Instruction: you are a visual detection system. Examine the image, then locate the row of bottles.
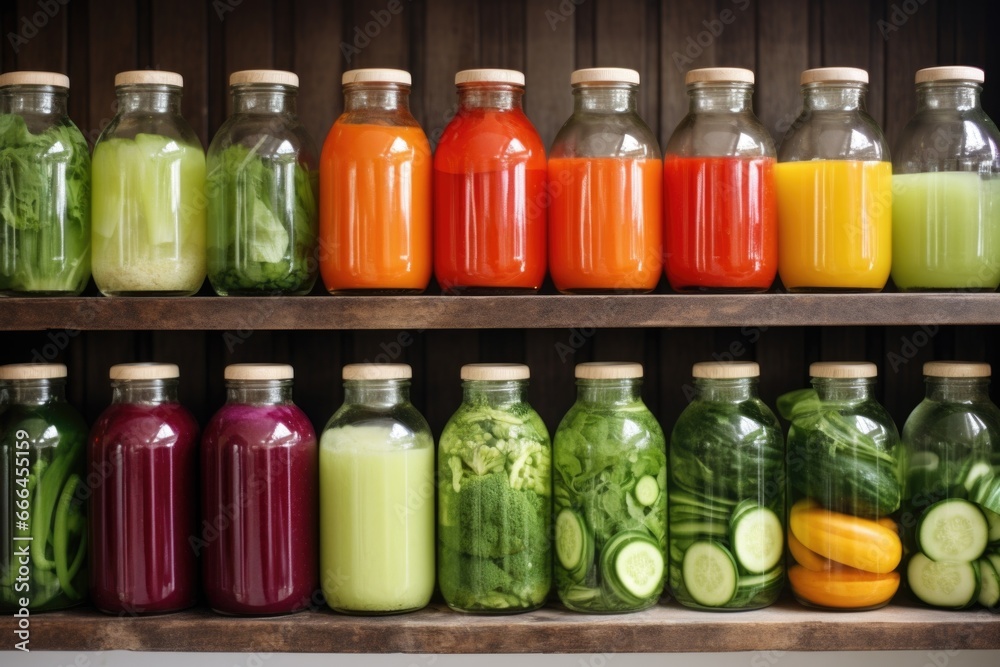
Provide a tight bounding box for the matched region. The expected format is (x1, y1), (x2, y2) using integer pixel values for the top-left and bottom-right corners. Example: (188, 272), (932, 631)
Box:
(2, 359), (998, 615)
(1, 65), (998, 296)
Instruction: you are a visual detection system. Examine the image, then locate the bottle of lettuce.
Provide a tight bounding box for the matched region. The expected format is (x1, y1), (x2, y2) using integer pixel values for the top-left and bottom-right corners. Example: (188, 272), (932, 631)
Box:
(206, 70), (318, 296)
(438, 363), (551, 613)
(0, 72), (91, 295)
(553, 362), (667, 613)
(91, 71), (206, 296)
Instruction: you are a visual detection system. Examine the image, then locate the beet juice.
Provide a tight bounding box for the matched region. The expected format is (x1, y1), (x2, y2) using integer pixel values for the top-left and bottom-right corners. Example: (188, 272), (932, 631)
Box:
(200, 363), (318, 615)
(89, 363), (199, 614)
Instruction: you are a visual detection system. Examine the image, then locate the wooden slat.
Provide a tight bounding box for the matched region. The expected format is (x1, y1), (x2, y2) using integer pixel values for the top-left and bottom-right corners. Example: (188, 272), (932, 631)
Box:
(524, 328), (580, 432)
(420, 0), (477, 146)
(881, 325), (935, 424)
(151, 0), (210, 146)
(421, 329), (480, 434)
(87, 0), (138, 146)
(151, 331), (211, 424)
(293, 0), (345, 152)
(524, 0), (574, 148)
(2, 600), (997, 653)
(347, 0), (411, 71)
(12, 0), (67, 72)
(821, 0), (885, 127)
(882, 0), (938, 150)
(223, 0), (274, 120)
(595, 0), (657, 134)
(756, 0), (809, 141)
(660, 0), (716, 142)
(479, 0), (525, 71)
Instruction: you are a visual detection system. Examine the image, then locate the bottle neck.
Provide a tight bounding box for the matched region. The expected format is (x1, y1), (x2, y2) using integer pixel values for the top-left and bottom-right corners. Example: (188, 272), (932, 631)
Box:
(812, 377), (875, 402)
(343, 379), (411, 407)
(116, 85), (183, 115)
(344, 85), (411, 113)
(458, 85), (522, 112)
(226, 380), (293, 406)
(693, 378), (756, 402)
(689, 84), (754, 114)
(462, 380), (527, 408)
(1, 87), (68, 117)
(232, 84), (298, 115)
(112, 379), (178, 405)
(573, 85), (637, 114)
(925, 377), (991, 403)
(576, 379), (642, 406)
(916, 82), (981, 112)
(8, 379), (65, 405)
(803, 83), (867, 112)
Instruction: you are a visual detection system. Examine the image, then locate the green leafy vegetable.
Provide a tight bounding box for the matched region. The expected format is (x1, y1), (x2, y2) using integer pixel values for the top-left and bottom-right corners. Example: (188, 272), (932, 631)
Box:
(438, 396), (551, 612)
(206, 140), (318, 295)
(0, 113), (91, 293)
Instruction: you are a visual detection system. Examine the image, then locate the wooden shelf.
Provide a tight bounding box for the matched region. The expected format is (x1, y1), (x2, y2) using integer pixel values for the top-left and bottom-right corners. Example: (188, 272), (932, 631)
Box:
(1, 293), (999, 331)
(2, 600), (997, 653)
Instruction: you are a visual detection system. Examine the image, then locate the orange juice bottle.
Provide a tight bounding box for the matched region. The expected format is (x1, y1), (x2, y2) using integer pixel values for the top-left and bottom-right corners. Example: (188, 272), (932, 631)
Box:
(548, 68), (662, 294)
(320, 69), (431, 294)
(776, 68), (892, 292)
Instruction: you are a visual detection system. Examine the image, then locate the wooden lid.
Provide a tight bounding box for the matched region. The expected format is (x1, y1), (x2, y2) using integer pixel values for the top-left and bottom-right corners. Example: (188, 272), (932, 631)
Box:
(455, 69), (525, 86)
(809, 361), (877, 378)
(571, 68), (640, 86)
(801, 67), (869, 85)
(110, 363), (179, 380)
(342, 363), (411, 380)
(229, 69), (299, 87)
(0, 363), (67, 380)
(692, 361), (760, 379)
(115, 70), (183, 87)
(916, 66), (984, 84)
(461, 363), (529, 381)
(923, 361), (991, 378)
(342, 68), (411, 86)
(576, 362), (643, 379)
(686, 67), (754, 85)
(224, 363), (293, 381)
(0, 71), (69, 88)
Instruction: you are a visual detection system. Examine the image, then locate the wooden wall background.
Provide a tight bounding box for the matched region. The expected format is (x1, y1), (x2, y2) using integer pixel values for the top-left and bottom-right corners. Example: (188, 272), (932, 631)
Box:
(1, 0), (999, 437)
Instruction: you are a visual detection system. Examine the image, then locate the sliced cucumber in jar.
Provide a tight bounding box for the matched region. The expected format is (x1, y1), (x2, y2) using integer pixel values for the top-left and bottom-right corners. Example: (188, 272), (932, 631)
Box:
(917, 498), (988, 562)
(978, 557), (1000, 609)
(634, 475), (660, 507)
(907, 552), (980, 609)
(730, 506), (784, 574)
(556, 509), (593, 582)
(681, 540), (738, 608)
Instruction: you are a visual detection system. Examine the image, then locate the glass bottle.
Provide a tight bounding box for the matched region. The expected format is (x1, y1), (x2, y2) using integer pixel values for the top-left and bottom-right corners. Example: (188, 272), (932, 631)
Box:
(437, 363), (551, 613)
(91, 70), (206, 296)
(201, 364), (318, 615)
(319, 69), (432, 294)
(669, 361), (785, 610)
(892, 67), (1000, 292)
(901, 362), (1000, 609)
(0, 72), (91, 296)
(207, 70), (319, 296)
(779, 362), (903, 610)
(88, 363), (199, 615)
(434, 70), (547, 294)
(548, 68), (663, 294)
(320, 363), (435, 614)
(552, 362), (667, 613)
(664, 68), (777, 293)
(0, 363), (88, 611)
(776, 68), (892, 292)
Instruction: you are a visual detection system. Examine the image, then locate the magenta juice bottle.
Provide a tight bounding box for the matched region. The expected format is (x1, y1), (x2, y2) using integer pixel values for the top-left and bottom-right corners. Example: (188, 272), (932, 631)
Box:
(88, 363), (199, 614)
(200, 363), (318, 615)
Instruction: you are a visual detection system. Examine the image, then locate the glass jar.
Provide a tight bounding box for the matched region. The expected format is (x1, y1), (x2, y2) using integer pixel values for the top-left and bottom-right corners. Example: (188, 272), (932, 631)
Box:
(552, 362), (667, 613)
(779, 362), (903, 610)
(548, 68), (662, 294)
(892, 67), (1000, 292)
(319, 363), (435, 614)
(0, 72), (91, 295)
(91, 70), (206, 296)
(669, 362), (784, 610)
(664, 68), (777, 293)
(438, 364), (551, 613)
(207, 70), (319, 296)
(200, 363), (318, 615)
(0, 364), (88, 611)
(901, 362), (1000, 609)
(776, 68), (892, 292)
(433, 70), (547, 294)
(88, 363), (199, 615)
(319, 69), (431, 294)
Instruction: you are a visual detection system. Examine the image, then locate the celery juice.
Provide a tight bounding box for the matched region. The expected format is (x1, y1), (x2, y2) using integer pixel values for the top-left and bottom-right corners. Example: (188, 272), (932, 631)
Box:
(891, 172), (1000, 291)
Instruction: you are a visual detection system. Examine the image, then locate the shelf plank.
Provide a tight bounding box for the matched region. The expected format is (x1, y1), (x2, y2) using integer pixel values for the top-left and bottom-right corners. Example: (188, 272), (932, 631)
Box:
(2, 601), (997, 653)
(1, 294), (1000, 331)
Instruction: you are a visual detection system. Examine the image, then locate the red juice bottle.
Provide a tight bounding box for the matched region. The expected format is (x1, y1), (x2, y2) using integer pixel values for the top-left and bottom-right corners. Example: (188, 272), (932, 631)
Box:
(434, 69), (547, 294)
(89, 363), (199, 614)
(664, 68), (777, 292)
(200, 363), (318, 615)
